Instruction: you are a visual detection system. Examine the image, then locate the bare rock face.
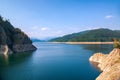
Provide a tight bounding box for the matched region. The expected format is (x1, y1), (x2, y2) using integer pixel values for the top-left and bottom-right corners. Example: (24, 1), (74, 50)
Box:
(89, 48), (120, 80)
(0, 45), (13, 54)
(0, 16), (37, 54)
(96, 63), (120, 80)
(89, 53), (108, 64)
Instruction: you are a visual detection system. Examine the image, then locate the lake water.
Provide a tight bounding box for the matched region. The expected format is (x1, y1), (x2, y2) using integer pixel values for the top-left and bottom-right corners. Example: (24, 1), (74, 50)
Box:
(0, 42), (113, 80)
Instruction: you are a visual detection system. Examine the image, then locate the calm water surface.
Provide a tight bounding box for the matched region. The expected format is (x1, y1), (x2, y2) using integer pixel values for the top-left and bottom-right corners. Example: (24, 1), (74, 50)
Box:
(0, 42), (113, 80)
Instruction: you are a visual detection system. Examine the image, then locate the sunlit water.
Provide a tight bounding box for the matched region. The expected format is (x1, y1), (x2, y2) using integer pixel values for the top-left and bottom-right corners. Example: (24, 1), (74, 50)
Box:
(0, 42), (113, 80)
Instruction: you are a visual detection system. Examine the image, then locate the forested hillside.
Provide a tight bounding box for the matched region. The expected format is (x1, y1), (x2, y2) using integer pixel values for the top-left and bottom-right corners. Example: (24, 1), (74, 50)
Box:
(50, 28), (120, 42)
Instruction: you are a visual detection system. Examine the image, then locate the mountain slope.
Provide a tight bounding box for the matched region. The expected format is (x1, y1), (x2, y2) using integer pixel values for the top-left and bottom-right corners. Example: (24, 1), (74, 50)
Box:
(50, 28), (120, 42)
(0, 16), (37, 54)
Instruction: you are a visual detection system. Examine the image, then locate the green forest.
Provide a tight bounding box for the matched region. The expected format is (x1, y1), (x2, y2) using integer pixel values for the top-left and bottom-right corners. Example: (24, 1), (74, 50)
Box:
(50, 28), (120, 42)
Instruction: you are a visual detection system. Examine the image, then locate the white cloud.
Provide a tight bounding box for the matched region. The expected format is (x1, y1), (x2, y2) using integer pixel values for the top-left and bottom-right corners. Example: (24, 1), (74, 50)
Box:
(31, 26), (48, 31)
(41, 27), (47, 31)
(105, 15), (114, 19)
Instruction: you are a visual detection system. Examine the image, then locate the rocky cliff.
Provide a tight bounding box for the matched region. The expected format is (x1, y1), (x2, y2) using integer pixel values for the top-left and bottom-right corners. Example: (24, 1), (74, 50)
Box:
(0, 16), (37, 54)
(89, 48), (120, 80)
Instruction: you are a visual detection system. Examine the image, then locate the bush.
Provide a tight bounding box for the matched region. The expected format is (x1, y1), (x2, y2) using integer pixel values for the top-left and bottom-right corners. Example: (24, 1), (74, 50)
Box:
(114, 38), (120, 49)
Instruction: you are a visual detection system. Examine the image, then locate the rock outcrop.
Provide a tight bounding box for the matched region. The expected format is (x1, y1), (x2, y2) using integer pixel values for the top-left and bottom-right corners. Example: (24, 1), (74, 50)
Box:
(0, 16), (37, 54)
(89, 48), (120, 80)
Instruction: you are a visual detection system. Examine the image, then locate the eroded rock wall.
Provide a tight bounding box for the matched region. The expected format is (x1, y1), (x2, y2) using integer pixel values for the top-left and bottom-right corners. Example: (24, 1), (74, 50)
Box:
(89, 48), (120, 80)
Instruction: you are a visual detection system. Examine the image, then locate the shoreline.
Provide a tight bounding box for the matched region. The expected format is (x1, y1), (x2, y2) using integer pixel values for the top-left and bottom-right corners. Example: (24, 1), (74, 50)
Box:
(50, 42), (114, 44)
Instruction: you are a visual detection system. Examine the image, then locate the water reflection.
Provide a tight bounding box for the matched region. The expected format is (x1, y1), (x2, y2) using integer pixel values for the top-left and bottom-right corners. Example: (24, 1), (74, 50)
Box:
(80, 44), (113, 53)
(4, 54), (9, 65)
(89, 61), (101, 71)
(0, 51), (35, 67)
(0, 76), (2, 80)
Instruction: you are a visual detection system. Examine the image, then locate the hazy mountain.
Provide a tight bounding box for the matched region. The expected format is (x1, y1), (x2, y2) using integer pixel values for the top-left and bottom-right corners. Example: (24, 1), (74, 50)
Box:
(31, 38), (45, 42)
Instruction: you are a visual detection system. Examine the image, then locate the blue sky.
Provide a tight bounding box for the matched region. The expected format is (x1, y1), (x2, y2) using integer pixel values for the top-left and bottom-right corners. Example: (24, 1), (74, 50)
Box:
(0, 0), (120, 39)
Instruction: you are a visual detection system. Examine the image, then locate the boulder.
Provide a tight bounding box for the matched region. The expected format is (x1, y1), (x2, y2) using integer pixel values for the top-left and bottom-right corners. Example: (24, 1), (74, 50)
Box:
(89, 48), (120, 80)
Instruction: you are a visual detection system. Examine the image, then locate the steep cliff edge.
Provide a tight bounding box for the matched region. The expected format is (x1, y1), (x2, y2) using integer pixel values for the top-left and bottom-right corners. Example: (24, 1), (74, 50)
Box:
(0, 16), (37, 54)
(89, 48), (120, 80)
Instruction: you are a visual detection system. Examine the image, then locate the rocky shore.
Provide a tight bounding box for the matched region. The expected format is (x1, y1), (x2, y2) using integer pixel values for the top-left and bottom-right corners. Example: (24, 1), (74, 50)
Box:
(0, 16), (37, 54)
(89, 48), (120, 80)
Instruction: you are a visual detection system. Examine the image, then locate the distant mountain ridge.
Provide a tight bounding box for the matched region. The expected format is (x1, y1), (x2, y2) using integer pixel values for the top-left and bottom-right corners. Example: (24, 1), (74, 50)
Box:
(50, 28), (120, 42)
(31, 38), (45, 42)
